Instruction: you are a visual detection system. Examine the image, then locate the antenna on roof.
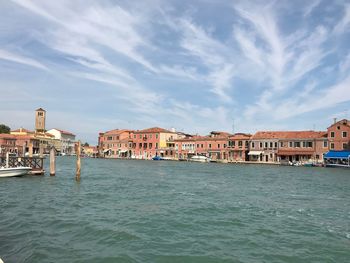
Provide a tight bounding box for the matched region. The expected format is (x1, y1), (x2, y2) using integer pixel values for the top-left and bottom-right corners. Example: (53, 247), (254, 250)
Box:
(232, 118), (235, 134)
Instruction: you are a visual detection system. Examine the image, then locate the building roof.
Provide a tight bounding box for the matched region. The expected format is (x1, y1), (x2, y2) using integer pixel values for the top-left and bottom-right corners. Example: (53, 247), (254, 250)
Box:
(229, 133), (252, 140)
(251, 131), (327, 140)
(104, 129), (132, 135)
(0, 134), (17, 139)
(52, 128), (75, 136)
(327, 119), (350, 129)
(11, 128), (33, 133)
(134, 127), (174, 134)
(36, 108), (46, 112)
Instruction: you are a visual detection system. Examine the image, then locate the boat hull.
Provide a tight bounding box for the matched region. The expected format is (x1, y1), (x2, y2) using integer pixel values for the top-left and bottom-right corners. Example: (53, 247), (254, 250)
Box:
(0, 167), (32, 177)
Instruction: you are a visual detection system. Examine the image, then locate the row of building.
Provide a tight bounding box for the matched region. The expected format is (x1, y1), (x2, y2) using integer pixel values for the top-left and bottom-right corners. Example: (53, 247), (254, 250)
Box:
(0, 108), (76, 157)
(98, 119), (350, 164)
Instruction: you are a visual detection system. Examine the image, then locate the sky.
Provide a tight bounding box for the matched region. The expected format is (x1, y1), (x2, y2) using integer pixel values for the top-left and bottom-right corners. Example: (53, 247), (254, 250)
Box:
(0, 0), (350, 144)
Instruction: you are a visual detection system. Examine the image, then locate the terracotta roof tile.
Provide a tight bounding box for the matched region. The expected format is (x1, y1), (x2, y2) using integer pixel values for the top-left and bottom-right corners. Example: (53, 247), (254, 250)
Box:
(252, 131), (327, 140)
(134, 127), (173, 133)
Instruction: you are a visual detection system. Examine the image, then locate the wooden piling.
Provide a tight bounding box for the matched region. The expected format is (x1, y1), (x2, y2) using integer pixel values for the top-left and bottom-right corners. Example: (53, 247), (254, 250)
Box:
(29, 142), (33, 158)
(75, 141), (81, 181)
(49, 147), (55, 176)
(39, 144), (44, 158)
(6, 152), (9, 168)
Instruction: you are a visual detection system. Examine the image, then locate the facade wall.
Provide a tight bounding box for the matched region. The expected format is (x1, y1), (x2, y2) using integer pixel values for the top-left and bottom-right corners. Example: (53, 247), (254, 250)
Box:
(327, 119), (350, 151)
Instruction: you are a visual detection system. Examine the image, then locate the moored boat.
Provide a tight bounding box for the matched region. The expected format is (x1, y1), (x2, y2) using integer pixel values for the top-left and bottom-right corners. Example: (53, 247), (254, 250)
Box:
(189, 155), (210, 163)
(152, 156), (164, 161)
(324, 151), (350, 168)
(0, 167), (32, 177)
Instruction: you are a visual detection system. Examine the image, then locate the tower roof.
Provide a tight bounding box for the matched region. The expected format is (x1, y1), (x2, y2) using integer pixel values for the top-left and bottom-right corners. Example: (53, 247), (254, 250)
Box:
(36, 108), (46, 112)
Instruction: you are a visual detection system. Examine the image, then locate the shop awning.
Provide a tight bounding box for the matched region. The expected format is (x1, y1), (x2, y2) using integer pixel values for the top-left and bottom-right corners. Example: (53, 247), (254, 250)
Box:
(103, 149), (111, 153)
(324, 151), (350, 159)
(248, 151), (263, 155)
(118, 150), (127, 153)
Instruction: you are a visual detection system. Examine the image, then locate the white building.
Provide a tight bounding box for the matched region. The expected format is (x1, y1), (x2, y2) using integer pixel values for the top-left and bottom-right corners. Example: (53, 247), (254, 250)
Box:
(47, 128), (76, 155)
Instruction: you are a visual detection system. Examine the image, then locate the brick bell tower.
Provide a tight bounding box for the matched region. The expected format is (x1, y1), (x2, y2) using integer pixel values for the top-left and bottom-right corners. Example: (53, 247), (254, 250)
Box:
(35, 108), (46, 133)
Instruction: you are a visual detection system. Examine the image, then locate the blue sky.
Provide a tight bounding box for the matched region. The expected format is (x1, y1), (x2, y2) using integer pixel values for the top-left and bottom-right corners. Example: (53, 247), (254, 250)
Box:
(1, 0), (350, 144)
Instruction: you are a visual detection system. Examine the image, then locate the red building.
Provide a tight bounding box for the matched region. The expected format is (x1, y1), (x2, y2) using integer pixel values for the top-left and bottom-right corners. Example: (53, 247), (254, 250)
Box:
(327, 119), (350, 151)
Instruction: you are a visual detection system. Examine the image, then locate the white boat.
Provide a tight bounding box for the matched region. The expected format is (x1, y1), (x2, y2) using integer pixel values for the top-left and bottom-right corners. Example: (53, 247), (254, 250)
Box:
(0, 167), (32, 177)
(189, 155), (210, 163)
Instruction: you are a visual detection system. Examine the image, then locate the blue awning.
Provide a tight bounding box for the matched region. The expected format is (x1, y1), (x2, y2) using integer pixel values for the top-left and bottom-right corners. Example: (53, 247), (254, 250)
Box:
(324, 151), (350, 159)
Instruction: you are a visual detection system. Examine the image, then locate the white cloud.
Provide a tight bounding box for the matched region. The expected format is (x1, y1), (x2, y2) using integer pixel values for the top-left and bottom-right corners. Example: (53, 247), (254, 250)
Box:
(0, 49), (49, 71)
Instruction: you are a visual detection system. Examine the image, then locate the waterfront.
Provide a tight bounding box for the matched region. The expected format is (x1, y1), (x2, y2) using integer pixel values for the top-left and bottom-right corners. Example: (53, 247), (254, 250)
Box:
(1, 158), (349, 263)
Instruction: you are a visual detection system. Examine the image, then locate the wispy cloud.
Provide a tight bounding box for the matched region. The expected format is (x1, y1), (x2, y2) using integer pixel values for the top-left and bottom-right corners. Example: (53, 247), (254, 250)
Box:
(0, 49), (49, 71)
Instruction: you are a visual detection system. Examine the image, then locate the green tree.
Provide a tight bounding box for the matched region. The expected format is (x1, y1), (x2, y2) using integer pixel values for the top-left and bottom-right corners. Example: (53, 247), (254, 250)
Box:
(0, 124), (10, 134)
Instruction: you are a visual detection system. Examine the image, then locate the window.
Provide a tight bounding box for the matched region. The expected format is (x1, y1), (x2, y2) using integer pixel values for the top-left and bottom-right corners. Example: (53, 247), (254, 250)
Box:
(238, 141), (243, 147)
(139, 143), (142, 148)
(150, 134), (152, 139)
(134, 135), (136, 139)
(260, 142), (263, 148)
(302, 141), (306, 147)
(323, 141), (328, 148)
(264, 142), (268, 148)
(201, 144), (204, 148)
(343, 143), (348, 149)
(295, 142), (301, 147)
(107, 136), (112, 140)
(197, 144), (200, 148)
(149, 143), (152, 149)
(269, 142), (273, 148)
(143, 143), (147, 149)
(232, 141), (236, 147)
(209, 144), (212, 148)
(280, 142), (284, 147)
(330, 143), (334, 149)
(252, 142), (255, 148)
(306, 142), (313, 148)
(218, 144), (220, 148)
(289, 142), (293, 148)
(156, 134), (159, 139)
(342, 131), (347, 138)
(156, 143), (158, 149)
(337, 126), (340, 130)
(274, 142), (277, 148)
(330, 132), (335, 138)
(224, 144), (227, 148)
(139, 134), (142, 139)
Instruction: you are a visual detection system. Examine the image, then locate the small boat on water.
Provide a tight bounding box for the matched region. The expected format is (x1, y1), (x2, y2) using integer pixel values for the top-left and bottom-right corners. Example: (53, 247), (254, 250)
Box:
(189, 155), (210, 163)
(152, 156), (164, 161)
(0, 167), (32, 177)
(324, 151), (350, 169)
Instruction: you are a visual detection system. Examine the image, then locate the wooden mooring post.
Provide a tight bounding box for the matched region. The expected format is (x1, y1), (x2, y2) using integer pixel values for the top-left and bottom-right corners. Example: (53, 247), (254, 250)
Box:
(49, 146), (56, 176)
(75, 141), (81, 181)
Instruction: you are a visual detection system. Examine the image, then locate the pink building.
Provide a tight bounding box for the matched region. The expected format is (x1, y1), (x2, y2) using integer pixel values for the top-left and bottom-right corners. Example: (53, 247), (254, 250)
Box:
(98, 129), (134, 158)
(132, 127), (176, 159)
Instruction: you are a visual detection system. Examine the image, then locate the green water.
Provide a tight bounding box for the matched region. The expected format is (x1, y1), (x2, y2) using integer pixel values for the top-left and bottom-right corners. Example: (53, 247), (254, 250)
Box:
(0, 158), (349, 263)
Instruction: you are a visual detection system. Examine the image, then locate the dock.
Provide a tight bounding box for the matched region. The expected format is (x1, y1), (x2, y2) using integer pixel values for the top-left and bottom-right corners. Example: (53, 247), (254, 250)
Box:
(0, 156), (45, 175)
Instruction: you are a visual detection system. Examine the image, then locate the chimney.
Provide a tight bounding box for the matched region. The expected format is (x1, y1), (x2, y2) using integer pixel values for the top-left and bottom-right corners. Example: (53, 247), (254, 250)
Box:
(333, 118), (337, 124)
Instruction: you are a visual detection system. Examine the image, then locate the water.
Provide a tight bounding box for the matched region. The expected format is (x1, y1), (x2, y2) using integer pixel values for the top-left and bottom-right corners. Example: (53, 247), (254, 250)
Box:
(0, 158), (349, 263)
